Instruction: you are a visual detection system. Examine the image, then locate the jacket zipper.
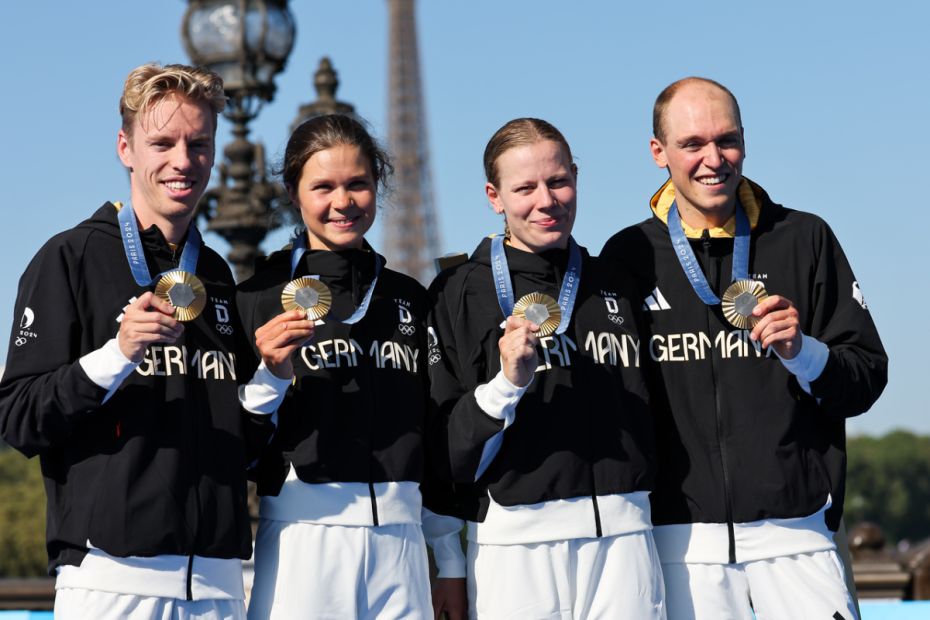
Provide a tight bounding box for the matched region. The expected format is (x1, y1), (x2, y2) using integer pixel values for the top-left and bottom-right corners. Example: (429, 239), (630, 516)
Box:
(186, 553), (194, 601)
(701, 230), (737, 564)
(591, 492), (603, 537)
(559, 256), (603, 539)
(369, 483), (380, 526)
(173, 241), (199, 599)
(356, 264), (381, 527)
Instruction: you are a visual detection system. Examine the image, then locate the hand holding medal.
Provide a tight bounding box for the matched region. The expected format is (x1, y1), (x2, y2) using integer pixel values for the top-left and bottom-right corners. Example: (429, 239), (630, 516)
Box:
(499, 315), (540, 387)
(489, 234), (583, 386)
(255, 309), (316, 379)
(748, 294), (803, 359)
(117, 292), (185, 362)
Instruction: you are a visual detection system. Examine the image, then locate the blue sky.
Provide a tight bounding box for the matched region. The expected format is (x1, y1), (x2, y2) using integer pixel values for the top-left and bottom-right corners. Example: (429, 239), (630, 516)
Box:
(0, 1), (926, 435)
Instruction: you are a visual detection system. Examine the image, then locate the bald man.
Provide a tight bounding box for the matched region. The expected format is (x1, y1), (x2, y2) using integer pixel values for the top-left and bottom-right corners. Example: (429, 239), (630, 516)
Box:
(601, 77), (886, 619)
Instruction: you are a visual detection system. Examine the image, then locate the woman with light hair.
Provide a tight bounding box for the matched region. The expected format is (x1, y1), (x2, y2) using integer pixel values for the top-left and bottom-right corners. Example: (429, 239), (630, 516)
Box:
(428, 118), (665, 618)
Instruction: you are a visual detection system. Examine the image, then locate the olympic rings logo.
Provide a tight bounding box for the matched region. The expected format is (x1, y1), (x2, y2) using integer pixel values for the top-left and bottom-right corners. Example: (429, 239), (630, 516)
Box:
(215, 324), (234, 335)
(429, 353), (441, 365)
(608, 315), (625, 326)
(14, 337), (27, 347)
(398, 324), (416, 336)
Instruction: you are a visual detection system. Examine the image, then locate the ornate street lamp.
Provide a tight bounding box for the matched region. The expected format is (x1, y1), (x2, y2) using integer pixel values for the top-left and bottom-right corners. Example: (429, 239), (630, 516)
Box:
(291, 57), (357, 132)
(181, 0), (296, 281)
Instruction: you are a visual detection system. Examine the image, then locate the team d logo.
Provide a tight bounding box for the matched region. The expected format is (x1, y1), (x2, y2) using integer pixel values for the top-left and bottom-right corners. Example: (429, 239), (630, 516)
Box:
(214, 301), (233, 335)
(398, 303), (416, 335)
(604, 296), (624, 326)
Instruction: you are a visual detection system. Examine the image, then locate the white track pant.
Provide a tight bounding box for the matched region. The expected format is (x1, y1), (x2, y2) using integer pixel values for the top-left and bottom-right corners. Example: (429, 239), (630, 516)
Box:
(662, 550), (858, 620)
(54, 588), (244, 620)
(247, 519), (432, 620)
(467, 530), (666, 619)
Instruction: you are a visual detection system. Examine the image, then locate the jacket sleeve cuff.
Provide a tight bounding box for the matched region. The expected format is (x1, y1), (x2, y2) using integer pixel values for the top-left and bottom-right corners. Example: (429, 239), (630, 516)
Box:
(238, 362), (292, 415)
(775, 334), (829, 395)
(474, 370), (530, 428)
(78, 338), (139, 402)
(421, 508), (466, 578)
(775, 334), (829, 381)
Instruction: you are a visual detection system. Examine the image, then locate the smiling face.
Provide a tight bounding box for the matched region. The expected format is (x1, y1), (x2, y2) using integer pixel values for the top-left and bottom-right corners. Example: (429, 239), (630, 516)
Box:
(486, 139), (577, 253)
(117, 95), (215, 238)
(651, 81), (745, 229)
(290, 143), (376, 251)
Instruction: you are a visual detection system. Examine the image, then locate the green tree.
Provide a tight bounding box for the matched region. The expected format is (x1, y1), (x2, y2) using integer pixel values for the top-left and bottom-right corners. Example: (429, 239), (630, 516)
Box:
(846, 431), (930, 544)
(0, 447), (47, 577)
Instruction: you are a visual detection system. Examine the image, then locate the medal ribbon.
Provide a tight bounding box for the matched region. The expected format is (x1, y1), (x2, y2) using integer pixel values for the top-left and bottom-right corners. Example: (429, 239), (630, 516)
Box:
(667, 201), (750, 305)
(118, 203), (201, 286)
(490, 235), (583, 335)
(289, 231), (382, 325)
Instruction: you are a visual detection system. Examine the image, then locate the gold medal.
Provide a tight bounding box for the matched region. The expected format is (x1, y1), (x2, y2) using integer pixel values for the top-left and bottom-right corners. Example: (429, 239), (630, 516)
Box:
(512, 292), (561, 337)
(154, 271), (207, 322)
(281, 277), (332, 321)
(721, 279), (768, 330)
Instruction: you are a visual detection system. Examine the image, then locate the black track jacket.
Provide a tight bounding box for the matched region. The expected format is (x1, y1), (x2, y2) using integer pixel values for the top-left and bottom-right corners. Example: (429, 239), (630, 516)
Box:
(601, 179), (887, 535)
(428, 238), (654, 524)
(0, 203), (272, 574)
(236, 245), (455, 517)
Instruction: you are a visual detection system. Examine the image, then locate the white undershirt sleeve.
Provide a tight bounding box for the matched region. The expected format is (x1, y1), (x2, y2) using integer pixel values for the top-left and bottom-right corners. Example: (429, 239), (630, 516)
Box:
(472, 370), (530, 480)
(238, 361), (292, 416)
(421, 508), (466, 578)
(78, 338), (140, 404)
(775, 333), (829, 396)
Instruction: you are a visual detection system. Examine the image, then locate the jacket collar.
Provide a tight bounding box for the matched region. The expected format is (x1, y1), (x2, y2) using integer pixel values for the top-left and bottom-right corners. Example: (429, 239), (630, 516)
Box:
(650, 177), (764, 239)
(470, 235), (579, 278)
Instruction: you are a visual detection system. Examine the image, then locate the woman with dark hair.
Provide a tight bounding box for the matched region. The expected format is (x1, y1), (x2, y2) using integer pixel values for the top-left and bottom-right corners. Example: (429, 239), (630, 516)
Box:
(428, 118), (665, 618)
(237, 114), (465, 619)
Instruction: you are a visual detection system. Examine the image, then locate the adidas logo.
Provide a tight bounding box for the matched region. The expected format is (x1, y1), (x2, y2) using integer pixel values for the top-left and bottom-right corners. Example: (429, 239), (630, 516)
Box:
(643, 287), (671, 311)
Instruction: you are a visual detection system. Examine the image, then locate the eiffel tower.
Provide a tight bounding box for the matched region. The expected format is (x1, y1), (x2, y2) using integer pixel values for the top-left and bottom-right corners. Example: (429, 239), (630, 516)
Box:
(384, 0), (441, 283)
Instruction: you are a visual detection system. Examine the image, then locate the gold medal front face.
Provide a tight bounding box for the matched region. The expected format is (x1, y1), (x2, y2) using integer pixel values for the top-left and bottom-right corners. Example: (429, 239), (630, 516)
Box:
(512, 292), (561, 337)
(281, 277), (332, 321)
(721, 279), (768, 330)
(154, 271), (207, 322)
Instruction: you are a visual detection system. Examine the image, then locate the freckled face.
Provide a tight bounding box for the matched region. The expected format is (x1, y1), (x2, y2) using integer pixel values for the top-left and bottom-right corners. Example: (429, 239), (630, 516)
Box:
(290, 144), (377, 250)
(486, 140), (577, 253)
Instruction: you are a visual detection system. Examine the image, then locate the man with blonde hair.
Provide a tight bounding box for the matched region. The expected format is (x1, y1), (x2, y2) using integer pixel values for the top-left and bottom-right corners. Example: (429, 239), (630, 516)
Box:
(602, 77), (886, 619)
(0, 63), (297, 619)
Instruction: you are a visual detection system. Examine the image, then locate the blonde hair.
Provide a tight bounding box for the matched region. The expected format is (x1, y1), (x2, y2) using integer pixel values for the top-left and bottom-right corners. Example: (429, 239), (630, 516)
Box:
(119, 63), (226, 139)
